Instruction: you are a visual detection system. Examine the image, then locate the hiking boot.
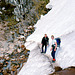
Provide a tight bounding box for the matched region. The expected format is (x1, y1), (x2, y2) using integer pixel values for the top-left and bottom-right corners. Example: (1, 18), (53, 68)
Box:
(44, 52), (46, 53)
(52, 60), (56, 63)
(52, 59), (56, 63)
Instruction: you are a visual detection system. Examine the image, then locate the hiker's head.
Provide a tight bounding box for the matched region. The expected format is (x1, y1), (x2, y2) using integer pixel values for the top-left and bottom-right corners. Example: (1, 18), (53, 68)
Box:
(45, 34), (47, 37)
(51, 35), (54, 40)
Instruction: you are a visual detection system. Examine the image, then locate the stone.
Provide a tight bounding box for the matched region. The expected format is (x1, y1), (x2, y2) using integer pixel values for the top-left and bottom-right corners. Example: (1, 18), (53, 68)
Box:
(6, 57), (10, 60)
(0, 63), (3, 69)
(4, 65), (7, 67)
(20, 55), (25, 58)
(28, 26), (33, 29)
(11, 58), (16, 61)
(55, 66), (62, 72)
(2, 7), (5, 10)
(18, 49), (21, 53)
(0, 70), (2, 72)
(16, 16), (19, 22)
(21, 45), (26, 50)
(0, 11), (2, 14)
(50, 66), (75, 75)
(6, 62), (8, 65)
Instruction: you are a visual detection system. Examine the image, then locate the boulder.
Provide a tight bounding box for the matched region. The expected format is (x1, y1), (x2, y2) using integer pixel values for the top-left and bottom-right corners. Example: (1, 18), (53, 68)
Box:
(0, 63), (3, 69)
(21, 45), (26, 50)
(55, 66), (62, 72)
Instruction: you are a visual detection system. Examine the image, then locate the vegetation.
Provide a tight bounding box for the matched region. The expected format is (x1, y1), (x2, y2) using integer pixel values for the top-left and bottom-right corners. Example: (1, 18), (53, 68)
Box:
(0, 1), (16, 19)
(5, 16), (18, 27)
(0, 1), (18, 32)
(32, 0), (50, 16)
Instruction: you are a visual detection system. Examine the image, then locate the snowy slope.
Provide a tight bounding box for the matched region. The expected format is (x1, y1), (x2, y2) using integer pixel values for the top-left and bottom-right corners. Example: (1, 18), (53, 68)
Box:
(26, 0), (75, 68)
(27, 0), (75, 68)
(56, 31), (75, 68)
(27, 0), (75, 42)
(18, 0), (75, 75)
(18, 42), (54, 75)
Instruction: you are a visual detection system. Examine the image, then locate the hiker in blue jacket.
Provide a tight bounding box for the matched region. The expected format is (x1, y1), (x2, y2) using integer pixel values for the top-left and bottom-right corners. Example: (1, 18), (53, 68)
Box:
(41, 34), (49, 53)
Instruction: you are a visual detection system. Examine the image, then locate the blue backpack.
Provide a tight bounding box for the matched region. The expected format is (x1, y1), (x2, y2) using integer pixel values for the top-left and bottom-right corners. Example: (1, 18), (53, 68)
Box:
(55, 38), (61, 47)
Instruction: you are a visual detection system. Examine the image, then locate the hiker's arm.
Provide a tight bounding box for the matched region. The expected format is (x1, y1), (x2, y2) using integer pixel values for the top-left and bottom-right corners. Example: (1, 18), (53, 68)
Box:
(50, 47), (52, 51)
(47, 38), (49, 45)
(54, 42), (57, 51)
(41, 38), (43, 44)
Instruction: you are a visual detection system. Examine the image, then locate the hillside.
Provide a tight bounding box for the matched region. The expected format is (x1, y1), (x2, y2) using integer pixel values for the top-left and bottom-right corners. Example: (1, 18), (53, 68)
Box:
(18, 0), (75, 75)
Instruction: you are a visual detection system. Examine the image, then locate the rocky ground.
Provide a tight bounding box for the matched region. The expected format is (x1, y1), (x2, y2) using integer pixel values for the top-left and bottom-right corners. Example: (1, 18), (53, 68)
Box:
(0, 21), (34, 75)
(0, 0), (50, 75)
(0, 44), (30, 75)
(0, 21), (34, 57)
(50, 66), (75, 75)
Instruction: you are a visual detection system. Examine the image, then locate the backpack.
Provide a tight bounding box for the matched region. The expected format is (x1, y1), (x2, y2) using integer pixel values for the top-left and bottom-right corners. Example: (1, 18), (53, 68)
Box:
(55, 38), (61, 47)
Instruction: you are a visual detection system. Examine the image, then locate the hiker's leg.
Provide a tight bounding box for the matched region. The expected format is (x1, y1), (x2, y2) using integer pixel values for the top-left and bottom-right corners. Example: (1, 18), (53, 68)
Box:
(51, 51), (53, 58)
(42, 44), (44, 53)
(45, 44), (47, 53)
(59, 43), (60, 47)
(53, 50), (56, 60)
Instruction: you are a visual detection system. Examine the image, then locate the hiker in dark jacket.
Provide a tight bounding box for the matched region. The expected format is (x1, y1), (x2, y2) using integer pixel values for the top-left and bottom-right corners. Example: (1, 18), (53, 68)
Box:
(41, 34), (49, 53)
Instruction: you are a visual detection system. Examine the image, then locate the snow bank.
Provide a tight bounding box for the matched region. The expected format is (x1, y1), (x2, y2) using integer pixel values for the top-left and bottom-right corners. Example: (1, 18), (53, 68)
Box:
(18, 42), (54, 75)
(26, 0), (75, 68)
(56, 31), (75, 68)
(27, 0), (75, 43)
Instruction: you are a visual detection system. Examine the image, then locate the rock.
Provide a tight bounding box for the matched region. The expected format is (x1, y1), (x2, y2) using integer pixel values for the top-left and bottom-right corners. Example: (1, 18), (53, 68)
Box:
(0, 11), (2, 14)
(11, 58), (16, 61)
(0, 54), (4, 58)
(17, 35), (25, 42)
(0, 59), (5, 63)
(20, 55), (25, 58)
(7, 49), (14, 54)
(4, 64), (7, 67)
(28, 26), (33, 29)
(55, 66), (62, 72)
(3, 70), (8, 75)
(16, 65), (19, 69)
(5, 55), (8, 57)
(16, 16), (19, 22)
(50, 66), (75, 75)
(2, 7), (5, 10)
(21, 45), (26, 50)
(11, 66), (16, 71)
(0, 63), (3, 69)
(6, 62), (8, 65)
(17, 49), (21, 53)
(0, 69), (2, 72)
(8, 43), (14, 49)
(5, 57), (10, 61)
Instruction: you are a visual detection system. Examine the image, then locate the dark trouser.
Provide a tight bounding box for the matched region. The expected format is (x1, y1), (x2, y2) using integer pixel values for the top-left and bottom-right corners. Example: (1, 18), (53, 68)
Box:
(42, 44), (47, 53)
(51, 49), (56, 59)
(51, 45), (56, 59)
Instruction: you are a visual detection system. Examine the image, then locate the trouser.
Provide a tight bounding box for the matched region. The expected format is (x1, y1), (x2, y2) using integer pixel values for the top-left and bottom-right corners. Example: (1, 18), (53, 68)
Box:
(51, 45), (56, 59)
(51, 49), (56, 59)
(42, 44), (47, 53)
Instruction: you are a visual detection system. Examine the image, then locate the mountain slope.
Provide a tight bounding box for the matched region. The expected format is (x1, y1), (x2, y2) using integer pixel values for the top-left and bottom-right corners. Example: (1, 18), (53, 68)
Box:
(18, 42), (54, 75)
(26, 0), (75, 68)
(18, 0), (75, 74)
(27, 0), (75, 42)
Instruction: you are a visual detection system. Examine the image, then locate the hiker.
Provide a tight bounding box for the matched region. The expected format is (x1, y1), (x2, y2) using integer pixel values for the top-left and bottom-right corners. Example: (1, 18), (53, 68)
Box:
(41, 34), (49, 53)
(50, 35), (57, 62)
